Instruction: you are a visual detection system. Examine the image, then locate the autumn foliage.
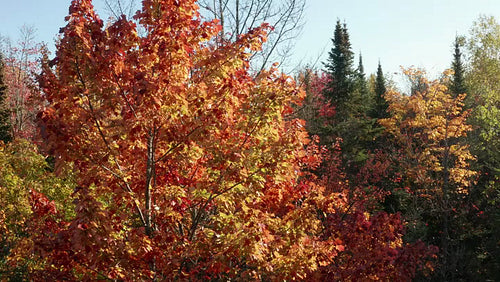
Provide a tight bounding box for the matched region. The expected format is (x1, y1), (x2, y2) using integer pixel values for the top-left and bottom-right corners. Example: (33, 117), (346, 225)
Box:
(0, 27), (43, 142)
(380, 69), (476, 194)
(0, 0), (441, 281)
(376, 69), (478, 279)
(311, 143), (436, 281)
(26, 0), (330, 280)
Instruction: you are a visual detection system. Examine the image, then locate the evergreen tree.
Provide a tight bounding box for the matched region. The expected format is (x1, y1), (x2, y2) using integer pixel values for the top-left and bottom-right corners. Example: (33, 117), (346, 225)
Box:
(0, 54), (12, 143)
(322, 21), (376, 167)
(355, 53), (369, 99)
(357, 53), (365, 79)
(372, 62), (389, 119)
(324, 20), (354, 110)
(450, 36), (467, 97)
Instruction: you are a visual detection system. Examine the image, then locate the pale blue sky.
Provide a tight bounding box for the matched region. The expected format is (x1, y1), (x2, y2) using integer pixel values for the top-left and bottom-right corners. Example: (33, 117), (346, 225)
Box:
(296, 0), (500, 79)
(1, 0), (499, 80)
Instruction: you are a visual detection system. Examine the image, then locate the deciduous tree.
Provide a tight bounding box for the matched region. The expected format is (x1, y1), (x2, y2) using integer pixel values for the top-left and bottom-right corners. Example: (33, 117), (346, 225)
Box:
(32, 0), (330, 280)
(0, 26), (43, 141)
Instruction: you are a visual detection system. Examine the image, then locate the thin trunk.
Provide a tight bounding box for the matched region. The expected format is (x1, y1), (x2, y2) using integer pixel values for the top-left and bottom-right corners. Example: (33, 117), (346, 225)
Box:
(145, 128), (157, 278)
(441, 118), (451, 280)
(145, 128), (156, 237)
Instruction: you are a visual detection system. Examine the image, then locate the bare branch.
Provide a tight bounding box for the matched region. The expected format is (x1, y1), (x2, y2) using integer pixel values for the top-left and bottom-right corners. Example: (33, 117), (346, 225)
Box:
(199, 0), (305, 72)
(102, 0), (138, 20)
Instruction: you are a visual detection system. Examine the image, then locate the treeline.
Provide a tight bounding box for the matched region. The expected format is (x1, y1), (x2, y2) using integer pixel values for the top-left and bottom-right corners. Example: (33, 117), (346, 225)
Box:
(296, 16), (500, 281)
(0, 0), (498, 281)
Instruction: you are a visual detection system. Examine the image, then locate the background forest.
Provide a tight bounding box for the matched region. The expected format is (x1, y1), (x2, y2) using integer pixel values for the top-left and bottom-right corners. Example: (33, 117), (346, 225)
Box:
(0, 0), (499, 281)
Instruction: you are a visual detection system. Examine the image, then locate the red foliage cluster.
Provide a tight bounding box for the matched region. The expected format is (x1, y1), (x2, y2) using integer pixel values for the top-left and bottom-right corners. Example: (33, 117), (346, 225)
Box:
(311, 144), (437, 280)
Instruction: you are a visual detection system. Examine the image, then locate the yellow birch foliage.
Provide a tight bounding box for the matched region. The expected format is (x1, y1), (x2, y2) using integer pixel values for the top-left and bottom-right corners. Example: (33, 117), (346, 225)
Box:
(380, 69), (476, 196)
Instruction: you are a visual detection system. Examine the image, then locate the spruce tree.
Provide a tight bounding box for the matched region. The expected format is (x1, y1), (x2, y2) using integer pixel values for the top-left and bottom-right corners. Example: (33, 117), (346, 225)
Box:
(355, 53), (369, 98)
(324, 20), (354, 110)
(0, 54), (12, 143)
(450, 36), (467, 97)
(357, 53), (365, 79)
(372, 62), (389, 119)
(322, 21), (375, 167)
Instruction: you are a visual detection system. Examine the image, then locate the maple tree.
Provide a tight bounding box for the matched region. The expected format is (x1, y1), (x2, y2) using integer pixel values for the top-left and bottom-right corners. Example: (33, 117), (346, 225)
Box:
(466, 15), (500, 195)
(26, 0), (338, 280)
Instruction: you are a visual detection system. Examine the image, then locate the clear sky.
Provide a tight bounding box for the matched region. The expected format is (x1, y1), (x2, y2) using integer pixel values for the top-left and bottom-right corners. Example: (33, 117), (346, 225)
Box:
(295, 0), (500, 79)
(1, 0), (499, 80)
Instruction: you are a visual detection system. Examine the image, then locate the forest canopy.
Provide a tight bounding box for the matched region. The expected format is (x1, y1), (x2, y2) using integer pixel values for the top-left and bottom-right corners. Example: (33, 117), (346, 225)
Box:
(0, 1), (499, 281)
